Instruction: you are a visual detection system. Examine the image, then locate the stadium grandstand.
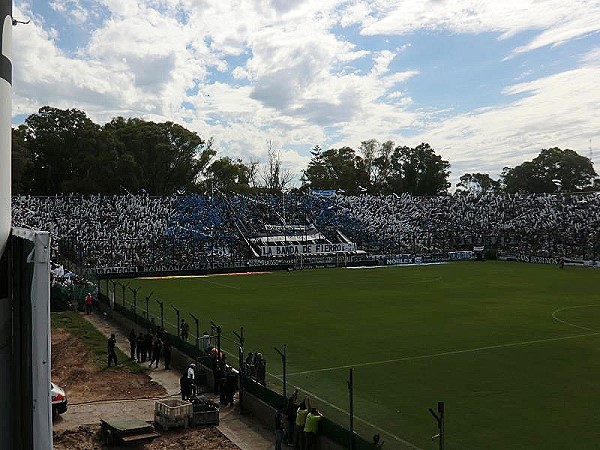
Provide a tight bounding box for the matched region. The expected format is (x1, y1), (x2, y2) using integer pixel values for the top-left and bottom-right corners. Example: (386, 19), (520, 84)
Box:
(10, 191), (600, 275)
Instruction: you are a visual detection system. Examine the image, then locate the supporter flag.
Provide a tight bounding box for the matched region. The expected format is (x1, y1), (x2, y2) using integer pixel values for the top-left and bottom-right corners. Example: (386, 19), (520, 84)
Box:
(552, 179), (562, 192)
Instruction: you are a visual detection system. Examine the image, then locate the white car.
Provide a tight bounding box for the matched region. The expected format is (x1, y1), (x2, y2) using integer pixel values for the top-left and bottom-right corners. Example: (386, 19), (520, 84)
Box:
(51, 382), (68, 419)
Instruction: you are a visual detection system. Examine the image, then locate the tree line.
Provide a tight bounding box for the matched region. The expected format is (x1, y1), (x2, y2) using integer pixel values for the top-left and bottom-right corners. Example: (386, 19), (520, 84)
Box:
(11, 106), (599, 196)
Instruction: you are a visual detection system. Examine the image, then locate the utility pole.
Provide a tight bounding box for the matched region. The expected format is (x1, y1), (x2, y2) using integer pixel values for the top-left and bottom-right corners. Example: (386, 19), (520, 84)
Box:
(274, 344), (287, 400)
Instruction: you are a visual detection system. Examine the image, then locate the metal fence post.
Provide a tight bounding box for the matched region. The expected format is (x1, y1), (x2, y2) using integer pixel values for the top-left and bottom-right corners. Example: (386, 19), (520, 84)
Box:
(190, 313), (200, 360)
(274, 344), (287, 400)
(154, 298), (164, 329)
(348, 368), (354, 450)
(234, 327), (245, 408)
(171, 305), (180, 340)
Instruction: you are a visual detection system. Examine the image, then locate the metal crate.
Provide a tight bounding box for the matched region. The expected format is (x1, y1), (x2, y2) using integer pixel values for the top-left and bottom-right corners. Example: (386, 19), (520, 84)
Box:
(154, 399), (192, 431)
(190, 409), (219, 426)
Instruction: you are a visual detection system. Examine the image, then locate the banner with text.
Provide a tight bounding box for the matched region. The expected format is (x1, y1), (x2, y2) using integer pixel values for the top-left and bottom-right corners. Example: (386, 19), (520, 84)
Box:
(260, 243), (357, 256)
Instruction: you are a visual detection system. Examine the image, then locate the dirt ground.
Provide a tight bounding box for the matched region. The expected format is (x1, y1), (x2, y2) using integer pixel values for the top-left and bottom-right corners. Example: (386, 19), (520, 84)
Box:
(52, 323), (241, 449)
(51, 327), (166, 404)
(53, 425), (240, 450)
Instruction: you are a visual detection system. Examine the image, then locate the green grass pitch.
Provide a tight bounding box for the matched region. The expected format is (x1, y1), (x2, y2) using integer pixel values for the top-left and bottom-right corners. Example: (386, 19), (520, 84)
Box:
(115, 261), (600, 449)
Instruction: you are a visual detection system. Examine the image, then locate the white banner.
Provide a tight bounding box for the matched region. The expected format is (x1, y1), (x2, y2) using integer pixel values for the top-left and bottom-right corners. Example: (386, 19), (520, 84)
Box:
(260, 243), (357, 256)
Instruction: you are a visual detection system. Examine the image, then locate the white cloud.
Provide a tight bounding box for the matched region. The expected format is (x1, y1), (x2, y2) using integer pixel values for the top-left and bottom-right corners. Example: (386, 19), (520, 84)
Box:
(10, 0), (600, 186)
(357, 0), (600, 55)
(410, 63), (600, 183)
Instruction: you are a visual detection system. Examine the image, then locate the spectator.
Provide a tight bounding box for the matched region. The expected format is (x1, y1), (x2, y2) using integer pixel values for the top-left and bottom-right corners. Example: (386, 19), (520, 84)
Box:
(181, 319), (189, 341)
(84, 292), (93, 315)
(128, 328), (136, 360)
(275, 405), (286, 450)
(304, 407), (323, 450)
(107, 333), (117, 367)
(295, 397), (310, 450)
(163, 337), (172, 370)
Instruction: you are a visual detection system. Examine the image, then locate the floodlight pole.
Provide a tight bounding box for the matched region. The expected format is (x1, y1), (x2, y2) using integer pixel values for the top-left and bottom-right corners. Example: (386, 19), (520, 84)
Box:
(154, 298), (164, 328)
(348, 368), (354, 450)
(170, 305), (180, 339)
(190, 313), (200, 359)
(274, 344), (287, 400)
(429, 401), (445, 450)
(233, 327), (245, 408)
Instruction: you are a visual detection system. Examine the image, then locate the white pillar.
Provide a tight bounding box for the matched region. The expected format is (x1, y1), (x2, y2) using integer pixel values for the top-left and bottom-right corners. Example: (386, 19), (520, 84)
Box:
(0, 3), (11, 449)
(0, 3), (11, 255)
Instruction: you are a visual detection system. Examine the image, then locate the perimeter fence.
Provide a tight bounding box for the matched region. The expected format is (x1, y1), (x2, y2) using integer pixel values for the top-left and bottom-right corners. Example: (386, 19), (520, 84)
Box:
(90, 273), (409, 450)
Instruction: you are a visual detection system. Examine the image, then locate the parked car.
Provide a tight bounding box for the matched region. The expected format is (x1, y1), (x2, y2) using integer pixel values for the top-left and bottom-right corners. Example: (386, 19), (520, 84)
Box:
(51, 382), (67, 419)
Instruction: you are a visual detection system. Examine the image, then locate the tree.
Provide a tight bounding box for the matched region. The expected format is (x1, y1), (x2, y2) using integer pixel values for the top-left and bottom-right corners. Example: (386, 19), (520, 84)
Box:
(302, 146), (369, 194)
(387, 143), (450, 195)
(203, 157), (255, 193)
(24, 106), (118, 194)
(11, 125), (33, 194)
(371, 140), (395, 193)
(103, 117), (216, 195)
(456, 173), (501, 195)
(260, 140), (294, 192)
(502, 147), (597, 193)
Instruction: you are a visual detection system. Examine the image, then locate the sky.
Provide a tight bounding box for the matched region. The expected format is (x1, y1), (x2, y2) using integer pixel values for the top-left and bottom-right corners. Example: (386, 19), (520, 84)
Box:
(11, 0), (600, 188)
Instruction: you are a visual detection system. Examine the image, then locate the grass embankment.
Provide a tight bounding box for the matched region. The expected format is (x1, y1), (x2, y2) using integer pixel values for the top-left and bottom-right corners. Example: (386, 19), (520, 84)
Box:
(51, 311), (145, 374)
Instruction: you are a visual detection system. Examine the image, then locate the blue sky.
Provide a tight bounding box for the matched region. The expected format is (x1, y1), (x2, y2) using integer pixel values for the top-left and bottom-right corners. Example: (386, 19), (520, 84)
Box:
(11, 0), (600, 186)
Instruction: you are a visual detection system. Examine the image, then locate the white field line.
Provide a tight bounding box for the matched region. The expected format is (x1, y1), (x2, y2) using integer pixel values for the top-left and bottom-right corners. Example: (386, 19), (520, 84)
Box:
(551, 305), (600, 332)
(285, 331), (600, 377)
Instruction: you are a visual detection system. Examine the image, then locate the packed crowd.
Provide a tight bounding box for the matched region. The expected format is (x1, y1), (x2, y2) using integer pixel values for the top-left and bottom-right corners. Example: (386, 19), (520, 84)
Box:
(11, 192), (600, 269)
(334, 192), (600, 257)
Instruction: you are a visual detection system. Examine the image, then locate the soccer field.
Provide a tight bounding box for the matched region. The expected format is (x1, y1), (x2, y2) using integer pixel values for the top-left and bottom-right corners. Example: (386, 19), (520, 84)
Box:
(116, 261), (600, 449)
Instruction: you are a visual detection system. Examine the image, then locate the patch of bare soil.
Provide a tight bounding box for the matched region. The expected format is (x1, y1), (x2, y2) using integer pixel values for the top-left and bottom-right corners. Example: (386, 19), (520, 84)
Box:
(53, 426), (100, 450)
(52, 327), (166, 404)
(53, 425), (240, 450)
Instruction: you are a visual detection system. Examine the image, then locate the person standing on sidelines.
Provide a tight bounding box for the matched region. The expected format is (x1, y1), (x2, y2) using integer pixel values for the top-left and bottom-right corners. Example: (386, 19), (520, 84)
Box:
(107, 333), (118, 367)
(136, 332), (145, 362)
(275, 405), (286, 450)
(163, 337), (172, 370)
(187, 362), (196, 398)
(85, 292), (93, 314)
(128, 329), (137, 360)
(303, 408), (323, 450)
(285, 391), (298, 446)
(181, 319), (189, 341)
(149, 336), (162, 368)
(294, 397), (310, 449)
